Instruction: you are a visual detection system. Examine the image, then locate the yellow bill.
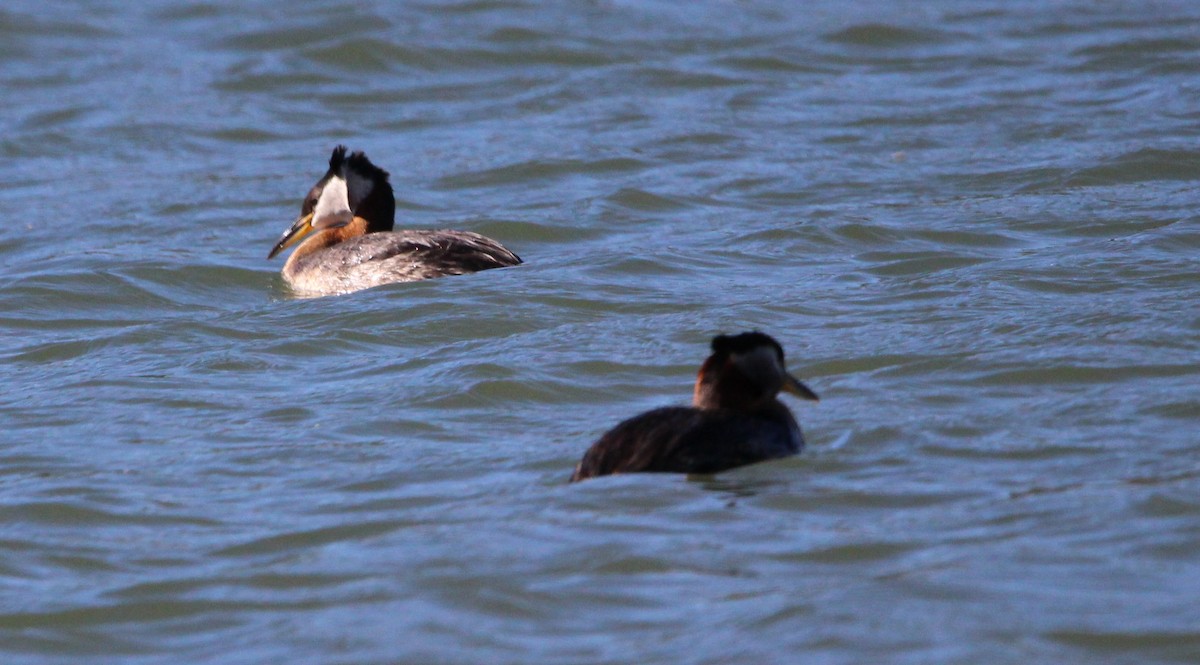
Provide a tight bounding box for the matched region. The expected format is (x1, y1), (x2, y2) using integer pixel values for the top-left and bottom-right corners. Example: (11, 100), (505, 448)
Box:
(267, 212), (314, 260)
(783, 374), (820, 401)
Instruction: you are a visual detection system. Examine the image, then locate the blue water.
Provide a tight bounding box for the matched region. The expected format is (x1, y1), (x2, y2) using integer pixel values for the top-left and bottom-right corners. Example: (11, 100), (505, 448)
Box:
(2, 1), (1199, 663)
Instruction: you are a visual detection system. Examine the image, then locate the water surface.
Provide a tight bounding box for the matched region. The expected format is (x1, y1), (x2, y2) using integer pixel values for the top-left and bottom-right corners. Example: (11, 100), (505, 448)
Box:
(2, 1), (1199, 663)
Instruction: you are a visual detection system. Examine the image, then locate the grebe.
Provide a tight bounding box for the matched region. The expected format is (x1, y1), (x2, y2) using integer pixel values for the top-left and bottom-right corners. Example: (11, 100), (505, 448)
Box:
(570, 332), (819, 482)
(268, 146), (522, 296)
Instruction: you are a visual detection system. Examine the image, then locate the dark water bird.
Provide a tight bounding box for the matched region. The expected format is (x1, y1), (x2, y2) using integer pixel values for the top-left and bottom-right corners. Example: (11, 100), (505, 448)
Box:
(268, 146), (522, 296)
(571, 332), (819, 482)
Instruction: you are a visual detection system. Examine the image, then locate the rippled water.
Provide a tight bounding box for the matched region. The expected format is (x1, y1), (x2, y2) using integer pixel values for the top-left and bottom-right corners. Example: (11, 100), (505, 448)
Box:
(2, 1), (1199, 662)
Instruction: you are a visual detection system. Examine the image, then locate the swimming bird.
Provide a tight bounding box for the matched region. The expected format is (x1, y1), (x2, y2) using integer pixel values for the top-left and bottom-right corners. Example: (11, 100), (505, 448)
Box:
(268, 146), (522, 296)
(570, 332), (819, 482)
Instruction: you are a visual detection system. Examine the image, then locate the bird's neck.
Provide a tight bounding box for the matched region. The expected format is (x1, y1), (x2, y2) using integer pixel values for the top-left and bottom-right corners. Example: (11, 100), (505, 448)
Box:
(285, 216), (372, 269)
(692, 356), (766, 411)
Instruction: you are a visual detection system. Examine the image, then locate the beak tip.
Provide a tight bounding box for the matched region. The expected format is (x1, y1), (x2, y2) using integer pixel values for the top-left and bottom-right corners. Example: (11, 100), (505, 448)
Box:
(268, 212), (315, 261)
(786, 376), (820, 402)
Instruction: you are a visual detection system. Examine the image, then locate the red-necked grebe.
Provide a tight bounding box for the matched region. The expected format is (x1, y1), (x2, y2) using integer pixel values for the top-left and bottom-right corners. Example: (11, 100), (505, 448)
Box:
(268, 146), (522, 296)
(570, 332), (819, 482)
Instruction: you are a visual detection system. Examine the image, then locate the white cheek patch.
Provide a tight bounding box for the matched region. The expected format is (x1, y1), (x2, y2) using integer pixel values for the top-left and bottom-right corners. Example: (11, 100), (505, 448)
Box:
(313, 176), (352, 228)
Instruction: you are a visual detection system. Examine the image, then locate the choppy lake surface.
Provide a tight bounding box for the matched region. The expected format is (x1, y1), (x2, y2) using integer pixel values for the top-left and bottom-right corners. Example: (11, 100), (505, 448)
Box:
(2, 1), (1199, 662)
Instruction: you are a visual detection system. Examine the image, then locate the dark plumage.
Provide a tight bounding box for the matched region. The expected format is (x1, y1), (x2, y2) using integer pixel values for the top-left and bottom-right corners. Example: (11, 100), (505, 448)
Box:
(570, 332), (819, 482)
(268, 146), (521, 297)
